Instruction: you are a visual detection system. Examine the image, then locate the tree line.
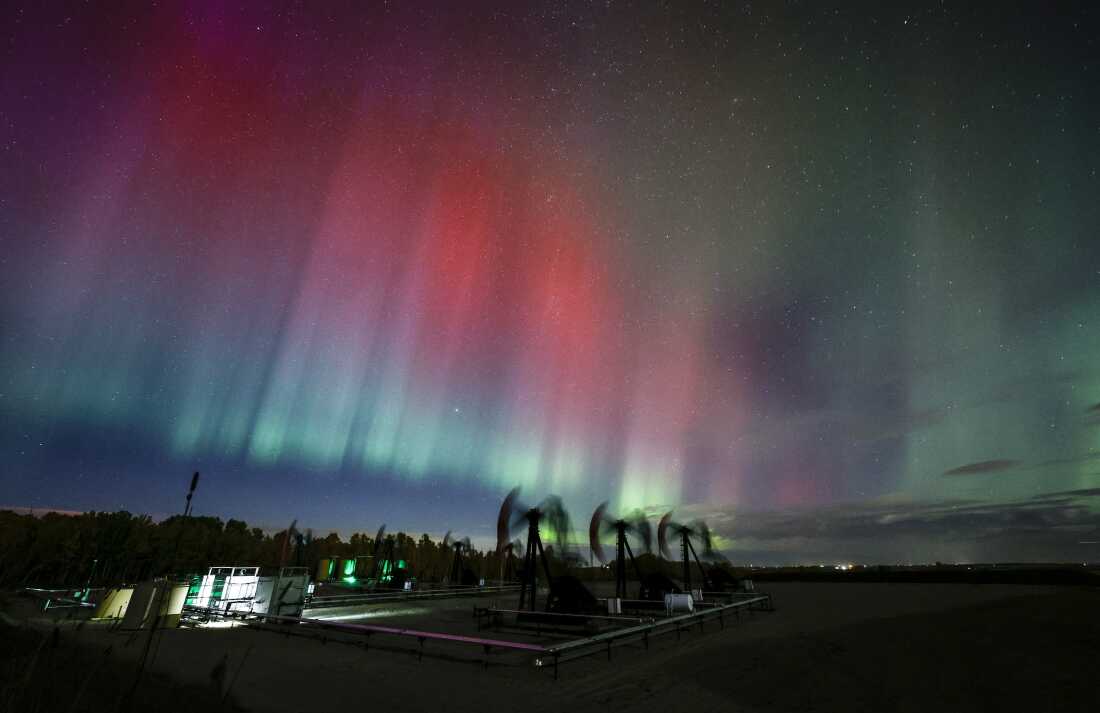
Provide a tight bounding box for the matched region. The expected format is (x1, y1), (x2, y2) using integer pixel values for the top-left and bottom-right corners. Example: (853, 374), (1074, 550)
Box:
(0, 509), (513, 589)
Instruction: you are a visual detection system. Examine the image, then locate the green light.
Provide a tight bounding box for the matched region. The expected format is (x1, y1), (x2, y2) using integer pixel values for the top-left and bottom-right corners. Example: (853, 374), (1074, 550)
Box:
(184, 575), (202, 606)
(343, 559), (355, 577)
(343, 576), (357, 584)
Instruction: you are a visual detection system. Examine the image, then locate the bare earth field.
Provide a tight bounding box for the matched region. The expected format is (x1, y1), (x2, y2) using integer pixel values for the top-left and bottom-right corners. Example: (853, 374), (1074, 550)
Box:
(4, 582), (1098, 712)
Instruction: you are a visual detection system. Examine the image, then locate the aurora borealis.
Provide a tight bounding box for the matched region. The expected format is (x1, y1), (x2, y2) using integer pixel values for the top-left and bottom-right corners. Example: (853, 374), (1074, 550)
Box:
(2, 2), (1099, 562)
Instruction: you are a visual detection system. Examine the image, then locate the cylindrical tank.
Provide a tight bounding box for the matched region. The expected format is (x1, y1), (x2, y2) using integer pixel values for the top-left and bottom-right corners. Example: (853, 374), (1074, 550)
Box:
(664, 592), (694, 613)
(338, 557), (356, 580)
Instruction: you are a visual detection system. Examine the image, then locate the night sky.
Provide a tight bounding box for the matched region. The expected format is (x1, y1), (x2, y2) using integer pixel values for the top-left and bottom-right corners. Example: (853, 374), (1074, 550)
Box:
(2, 1), (1098, 564)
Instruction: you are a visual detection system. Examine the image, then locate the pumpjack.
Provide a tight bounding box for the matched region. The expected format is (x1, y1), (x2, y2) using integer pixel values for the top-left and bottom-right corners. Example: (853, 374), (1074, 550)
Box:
(496, 487), (597, 613)
(658, 513), (717, 592)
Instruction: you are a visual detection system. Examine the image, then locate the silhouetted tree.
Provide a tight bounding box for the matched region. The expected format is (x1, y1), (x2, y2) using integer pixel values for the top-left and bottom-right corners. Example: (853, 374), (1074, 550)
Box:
(0, 508), (572, 589)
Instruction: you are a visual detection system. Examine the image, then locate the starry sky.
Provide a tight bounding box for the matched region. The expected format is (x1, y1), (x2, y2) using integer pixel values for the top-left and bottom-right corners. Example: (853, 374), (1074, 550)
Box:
(2, 1), (1098, 563)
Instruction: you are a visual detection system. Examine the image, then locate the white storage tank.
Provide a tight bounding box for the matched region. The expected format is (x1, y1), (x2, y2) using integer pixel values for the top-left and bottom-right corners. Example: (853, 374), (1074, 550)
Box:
(664, 592), (694, 614)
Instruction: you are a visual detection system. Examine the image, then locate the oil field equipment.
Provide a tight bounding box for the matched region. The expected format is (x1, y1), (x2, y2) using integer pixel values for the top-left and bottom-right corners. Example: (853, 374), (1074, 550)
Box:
(315, 558), (338, 582)
(588, 502), (653, 600)
(499, 538), (523, 583)
(442, 531), (478, 586)
(184, 565), (310, 617)
(367, 524), (409, 589)
(657, 513), (719, 593)
(119, 579), (188, 629)
(496, 487), (598, 613)
(252, 567), (310, 617)
(186, 566), (261, 612)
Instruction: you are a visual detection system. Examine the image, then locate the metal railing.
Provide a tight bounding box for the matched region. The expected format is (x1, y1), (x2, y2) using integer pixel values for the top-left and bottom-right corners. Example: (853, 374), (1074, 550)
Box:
(535, 593), (774, 678)
(475, 607), (654, 635)
(252, 612), (546, 666)
(304, 584), (522, 609)
(201, 590), (775, 677)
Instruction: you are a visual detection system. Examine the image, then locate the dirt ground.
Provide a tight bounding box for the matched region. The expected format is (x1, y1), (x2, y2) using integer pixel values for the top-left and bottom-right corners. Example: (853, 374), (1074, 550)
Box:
(3, 582), (1098, 712)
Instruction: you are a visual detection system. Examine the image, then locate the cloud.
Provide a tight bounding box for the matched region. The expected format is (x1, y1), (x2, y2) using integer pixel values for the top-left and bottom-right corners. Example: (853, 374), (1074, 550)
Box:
(1033, 452), (1100, 469)
(673, 490), (1100, 564)
(944, 459), (1021, 476)
(1031, 487), (1100, 500)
